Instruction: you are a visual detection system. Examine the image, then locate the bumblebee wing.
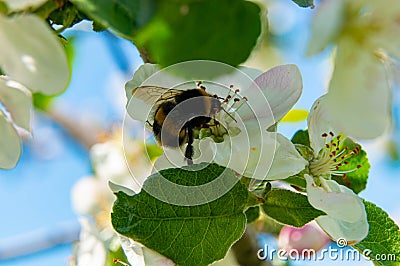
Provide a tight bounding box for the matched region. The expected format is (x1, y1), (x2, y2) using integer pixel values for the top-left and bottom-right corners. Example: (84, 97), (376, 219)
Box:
(130, 86), (182, 126)
(132, 86), (168, 104)
(132, 86), (183, 104)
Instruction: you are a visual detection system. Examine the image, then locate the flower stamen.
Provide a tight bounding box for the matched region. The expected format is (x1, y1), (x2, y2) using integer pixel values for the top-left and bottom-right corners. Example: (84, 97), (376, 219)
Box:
(199, 85), (248, 141)
(309, 132), (362, 178)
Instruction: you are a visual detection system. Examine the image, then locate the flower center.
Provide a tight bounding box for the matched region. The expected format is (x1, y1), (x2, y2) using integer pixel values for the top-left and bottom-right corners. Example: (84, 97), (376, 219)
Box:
(309, 132), (361, 179)
(197, 85), (247, 142)
(343, 3), (383, 47)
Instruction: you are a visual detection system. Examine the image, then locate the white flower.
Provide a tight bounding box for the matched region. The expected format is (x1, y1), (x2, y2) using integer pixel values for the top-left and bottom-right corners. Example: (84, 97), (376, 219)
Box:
(72, 134), (152, 217)
(210, 64), (308, 181)
(0, 14), (70, 168)
(71, 134), (153, 265)
(0, 14), (70, 94)
(119, 236), (175, 266)
(307, 96), (362, 180)
(305, 175), (368, 244)
(127, 62), (308, 182)
(72, 218), (108, 266)
(71, 176), (106, 217)
(119, 235), (240, 266)
(0, 77), (30, 168)
(303, 96), (369, 243)
(307, 0), (400, 138)
(1, 0), (48, 12)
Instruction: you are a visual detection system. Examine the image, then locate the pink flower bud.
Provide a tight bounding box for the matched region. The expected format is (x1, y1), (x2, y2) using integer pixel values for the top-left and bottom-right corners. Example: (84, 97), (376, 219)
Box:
(278, 221), (330, 256)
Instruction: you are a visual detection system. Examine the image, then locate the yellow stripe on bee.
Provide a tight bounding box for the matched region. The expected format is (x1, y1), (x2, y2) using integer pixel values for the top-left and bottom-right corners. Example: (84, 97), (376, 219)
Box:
(154, 108), (166, 124)
(281, 109), (309, 122)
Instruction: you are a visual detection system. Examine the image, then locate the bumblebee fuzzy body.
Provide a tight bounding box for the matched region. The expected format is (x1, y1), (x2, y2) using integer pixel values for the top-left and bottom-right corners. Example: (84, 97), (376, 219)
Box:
(148, 88), (222, 164)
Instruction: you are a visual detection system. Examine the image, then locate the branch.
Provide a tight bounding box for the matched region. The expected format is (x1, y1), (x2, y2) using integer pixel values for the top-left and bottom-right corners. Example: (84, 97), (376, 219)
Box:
(46, 107), (102, 149)
(137, 46), (153, 63)
(0, 220), (80, 260)
(231, 226), (272, 266)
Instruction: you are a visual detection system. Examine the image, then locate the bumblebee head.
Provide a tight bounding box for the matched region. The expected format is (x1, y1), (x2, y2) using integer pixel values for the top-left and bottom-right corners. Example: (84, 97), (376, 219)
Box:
(209, 96), (222, 115)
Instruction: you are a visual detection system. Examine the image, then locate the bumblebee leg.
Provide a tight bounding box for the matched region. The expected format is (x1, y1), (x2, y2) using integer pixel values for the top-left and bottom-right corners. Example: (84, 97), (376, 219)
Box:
(146, 120), (153, 127)
(185, 128), (194, 165)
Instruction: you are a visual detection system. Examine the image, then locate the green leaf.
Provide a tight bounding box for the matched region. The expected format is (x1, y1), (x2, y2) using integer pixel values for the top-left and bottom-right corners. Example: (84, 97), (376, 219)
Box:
(92, 20), (107, 32)
(112, 163), (254, 266)
(262, 215), (284, 235)
(261, 189), (325, 228)
(245, 206), (260, 223)
(136, 0), (261, 67)
(291, 0), (315, 8)
(354, 201), (400, 265)
(70, 0), (156, 40)
(332, 138), (369, 194)
(291, 129), (311, 147)
(0, 1), (8, 14)
(32, 93), (52, 111)
(145, 143), (163, 161)
(284, 175), (307, 190)
(48, 2), (86, 28)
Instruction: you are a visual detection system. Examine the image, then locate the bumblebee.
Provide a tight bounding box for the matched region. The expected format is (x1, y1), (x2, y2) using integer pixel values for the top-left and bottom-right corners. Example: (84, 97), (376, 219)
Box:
(133, 83), (222, 164)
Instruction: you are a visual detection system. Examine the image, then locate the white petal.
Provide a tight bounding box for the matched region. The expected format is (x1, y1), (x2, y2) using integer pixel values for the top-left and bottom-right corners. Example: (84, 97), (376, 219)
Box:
(2, 0), (47, 11)
(307, 95), (337, 154)
(306, 0), (345, 55)
(0, 77), (32, 131)
(108, 181), (136, 195)
(0, 14), (70, 95)
(364, 0), (400, 59)
(0, 110), (21, 169)
(143, 247), (175, 266)
(119, 236), (146, 266)
(213, 128), (277, 180)
(306, 176), (369, 242)
(305, 175), (365, 223)
(238, 66), (263, 80)
(316, 214), (368, 244)
(326, 38), (391, 138)
(373, 27), (400, 60)
(90, 141), (128, 181)
(266, 134), (308, 180)
(153, 149), (185, 173)
(213, 134), (251, 179)
(71, 176), (104, 216)
(74, 218), (107, 266)
(125, 63), (161, 100)
(240, 65), (303, 128)
(213, 65), (262, 93)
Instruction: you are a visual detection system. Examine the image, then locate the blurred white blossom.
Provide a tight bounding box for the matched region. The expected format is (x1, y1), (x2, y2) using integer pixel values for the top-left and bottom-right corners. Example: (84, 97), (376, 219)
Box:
(308, 0), (400, 138)
(1, 0), (47, 12)
(0, 14), (70, 168)
(71, 131), (157, 265)
(0, 77), (30, 168)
